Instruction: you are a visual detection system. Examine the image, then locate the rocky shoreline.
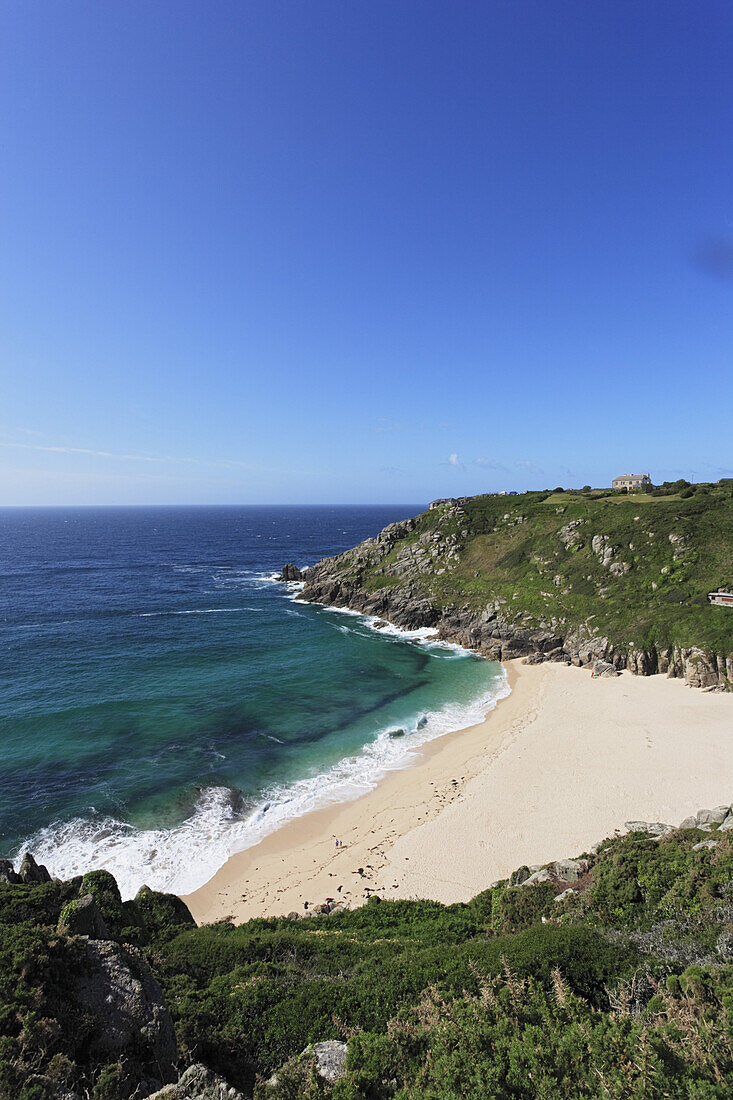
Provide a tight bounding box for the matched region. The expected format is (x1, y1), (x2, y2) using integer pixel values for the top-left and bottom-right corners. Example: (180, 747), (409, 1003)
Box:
(278, 507), (732, 690)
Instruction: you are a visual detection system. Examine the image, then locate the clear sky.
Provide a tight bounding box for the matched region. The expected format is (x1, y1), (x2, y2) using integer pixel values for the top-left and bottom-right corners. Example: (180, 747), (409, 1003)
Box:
(1, 1), (732, 505)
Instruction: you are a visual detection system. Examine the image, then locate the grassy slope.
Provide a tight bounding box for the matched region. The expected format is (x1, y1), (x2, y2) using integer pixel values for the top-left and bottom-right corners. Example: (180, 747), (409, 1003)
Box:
(2, 827), (732, 1097)
(358, 484), (733, 655)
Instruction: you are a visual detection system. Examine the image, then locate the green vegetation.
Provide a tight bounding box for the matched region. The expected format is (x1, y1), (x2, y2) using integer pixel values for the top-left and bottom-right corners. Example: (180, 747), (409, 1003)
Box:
(1, 824), (732, 1097)
(355, 481), (733, 658)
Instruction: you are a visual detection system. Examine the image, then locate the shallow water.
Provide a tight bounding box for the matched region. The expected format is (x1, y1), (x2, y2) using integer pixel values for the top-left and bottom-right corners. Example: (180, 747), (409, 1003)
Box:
(0, 506), (505, 897)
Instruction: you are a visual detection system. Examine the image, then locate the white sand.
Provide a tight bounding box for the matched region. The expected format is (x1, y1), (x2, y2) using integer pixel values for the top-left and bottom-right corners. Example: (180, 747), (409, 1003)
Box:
(183, 660), (733, 924)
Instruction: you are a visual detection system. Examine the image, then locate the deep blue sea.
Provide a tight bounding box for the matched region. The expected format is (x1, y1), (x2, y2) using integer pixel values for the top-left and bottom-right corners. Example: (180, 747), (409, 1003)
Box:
(0, 506), (506, 898)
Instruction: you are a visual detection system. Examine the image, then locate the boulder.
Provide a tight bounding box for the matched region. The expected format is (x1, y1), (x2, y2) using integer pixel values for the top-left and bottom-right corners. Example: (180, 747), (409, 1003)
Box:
(309, 1041), (348, 1085)
(679, 815), (698, 830)
(19, 852), (51, 884)
(719, 814), (733, 832)
(692, 839), (719, 852)
(509, 865), (532, 886)
(554, 888), (576, 903)
(0, 858), (21, 885)
(279, 563), (303, 582)
(592, 660), (619, 678)
(552, 858), (588, 882)
(696, 806), (730, 825)
(58, 893), (109, 939)
(73, 939), (177, 1082)
(624, 821), (673, 837)
(684, 648), (722, 689)
(521, 868), (553, 886)
(144, 1063), (245, 1099)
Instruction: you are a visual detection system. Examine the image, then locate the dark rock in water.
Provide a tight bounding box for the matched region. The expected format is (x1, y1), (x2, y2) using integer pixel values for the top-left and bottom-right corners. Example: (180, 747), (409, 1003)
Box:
(58, 893), (110, 939)
(73, 938), (177, 1082)
(145, 1062), (246, 1099)
(280, 563), (303, 582)
(19, 852), (51, 884)
(417, 716), (428, 730)
(388, 728), (406, 739)
(0, 858), (21, 885)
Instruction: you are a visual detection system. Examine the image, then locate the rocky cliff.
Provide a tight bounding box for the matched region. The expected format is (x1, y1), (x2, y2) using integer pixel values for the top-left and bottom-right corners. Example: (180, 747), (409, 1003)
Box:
(295, 488), (733, 689)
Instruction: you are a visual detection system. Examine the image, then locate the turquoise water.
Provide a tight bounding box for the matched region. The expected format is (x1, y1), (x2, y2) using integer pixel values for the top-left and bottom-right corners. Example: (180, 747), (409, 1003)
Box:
(0, 506), (506, 897)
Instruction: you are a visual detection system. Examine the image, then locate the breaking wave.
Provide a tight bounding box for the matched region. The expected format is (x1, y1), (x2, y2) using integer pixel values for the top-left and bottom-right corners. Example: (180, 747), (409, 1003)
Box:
(20, 668), (509, 900)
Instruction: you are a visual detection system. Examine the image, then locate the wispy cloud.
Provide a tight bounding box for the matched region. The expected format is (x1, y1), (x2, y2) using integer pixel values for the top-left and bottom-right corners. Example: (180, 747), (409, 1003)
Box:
(0, 438), (263, 472)
(475, 457), (509, 472)
(445, 453), (465, 470)
(514, 459), (544, 476)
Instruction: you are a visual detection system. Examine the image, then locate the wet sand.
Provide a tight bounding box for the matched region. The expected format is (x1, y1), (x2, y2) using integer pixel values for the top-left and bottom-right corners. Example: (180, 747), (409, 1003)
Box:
(184, 660), (733, 924)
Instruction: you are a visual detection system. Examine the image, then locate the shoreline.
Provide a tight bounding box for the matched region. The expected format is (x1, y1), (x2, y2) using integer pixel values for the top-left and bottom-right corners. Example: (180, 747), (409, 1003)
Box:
(182, 660), (521, 923)
(183, 660), (733, 924)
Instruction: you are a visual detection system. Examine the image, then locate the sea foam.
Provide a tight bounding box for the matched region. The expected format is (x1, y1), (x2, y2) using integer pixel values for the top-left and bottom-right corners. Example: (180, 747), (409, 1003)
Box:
(23, 666), (509, 900)
(16, 569), (509, 900)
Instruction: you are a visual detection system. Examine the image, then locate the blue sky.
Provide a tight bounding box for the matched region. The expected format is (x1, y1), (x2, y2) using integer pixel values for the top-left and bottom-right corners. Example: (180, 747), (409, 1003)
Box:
(1, 1), (732, 505)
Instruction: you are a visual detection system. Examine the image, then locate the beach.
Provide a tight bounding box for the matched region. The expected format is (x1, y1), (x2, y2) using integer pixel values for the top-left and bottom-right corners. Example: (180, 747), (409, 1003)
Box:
(184, 660), (733, 924)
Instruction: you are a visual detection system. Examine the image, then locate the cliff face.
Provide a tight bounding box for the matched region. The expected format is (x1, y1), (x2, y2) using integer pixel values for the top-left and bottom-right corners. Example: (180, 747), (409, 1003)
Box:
(297, 489), (733, 689)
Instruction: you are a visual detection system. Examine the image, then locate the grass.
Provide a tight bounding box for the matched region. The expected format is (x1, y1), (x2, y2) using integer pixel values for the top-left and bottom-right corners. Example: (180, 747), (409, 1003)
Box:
(335, 483), (733, 658)
(2, 826), (732, 1097)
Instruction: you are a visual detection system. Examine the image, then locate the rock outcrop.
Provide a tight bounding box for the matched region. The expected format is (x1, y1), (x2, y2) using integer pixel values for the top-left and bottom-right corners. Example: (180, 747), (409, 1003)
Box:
(309, 1041), (348, 1084)
(511, 803), (732, 897)
(0, 852), (53, 885)
(58, 893), (110, 939)
(20, 852), (52, 883)
(73, 939), (177, 1085)
(279, 563), (303, 582)
(285, 502), (732, 690)
(145, 1063), (245, 1099)
(0, 858), (21, 885)
(265, 1040), (348, 1094)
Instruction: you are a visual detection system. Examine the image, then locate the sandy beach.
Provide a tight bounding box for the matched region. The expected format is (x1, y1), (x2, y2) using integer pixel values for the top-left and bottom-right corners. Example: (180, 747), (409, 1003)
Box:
(184, 660), (733, 924)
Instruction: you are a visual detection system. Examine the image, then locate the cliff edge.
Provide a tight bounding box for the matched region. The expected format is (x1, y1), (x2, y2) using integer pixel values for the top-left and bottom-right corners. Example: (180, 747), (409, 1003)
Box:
(296, 484), (733, 689)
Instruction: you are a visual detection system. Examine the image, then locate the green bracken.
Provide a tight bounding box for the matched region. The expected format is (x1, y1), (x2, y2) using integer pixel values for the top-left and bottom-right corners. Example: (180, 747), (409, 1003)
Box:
(1, 824), (731, 1097)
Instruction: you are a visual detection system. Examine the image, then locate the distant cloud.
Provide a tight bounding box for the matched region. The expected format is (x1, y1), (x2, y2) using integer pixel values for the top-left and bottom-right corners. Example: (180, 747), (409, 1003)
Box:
(3, 441), (160, 463)
(514, 459), (544, 476)
(447, 453), (464, 469)
(475, 457), (509, 472)
(0, 438), (263, 472)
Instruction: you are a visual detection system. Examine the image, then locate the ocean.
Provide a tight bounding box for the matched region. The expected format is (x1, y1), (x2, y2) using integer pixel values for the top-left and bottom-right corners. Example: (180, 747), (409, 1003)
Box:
(0, 506), (506, 898)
